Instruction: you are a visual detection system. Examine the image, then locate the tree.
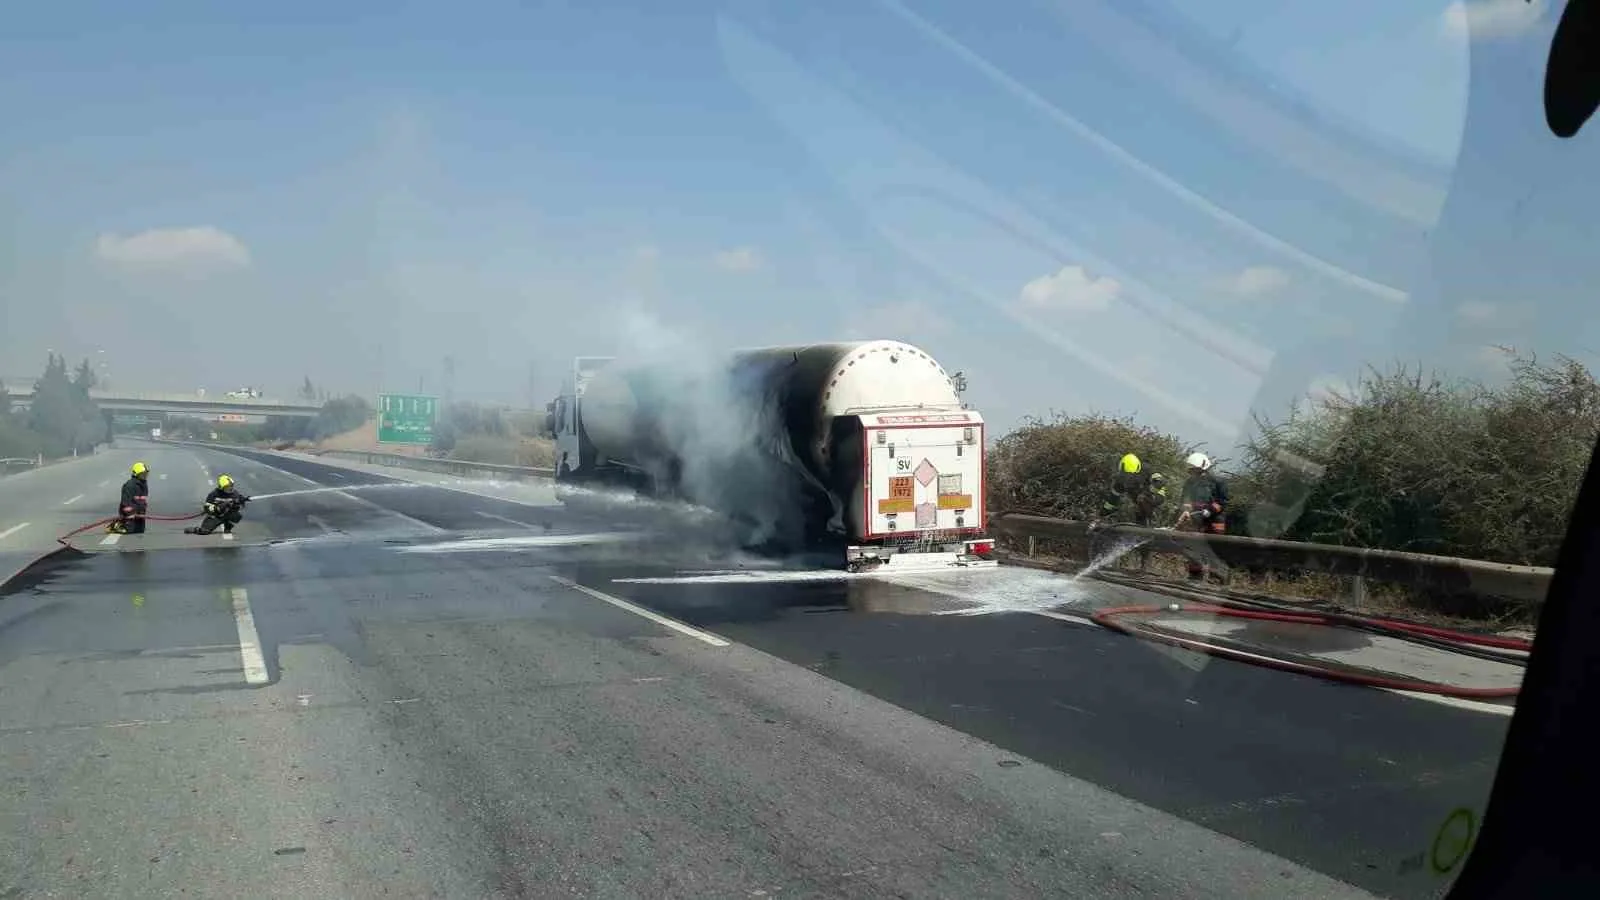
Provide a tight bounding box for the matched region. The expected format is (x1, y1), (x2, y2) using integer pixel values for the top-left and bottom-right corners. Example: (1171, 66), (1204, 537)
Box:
(300, 376), (318, 402)
(25, 354), (105, 456)
(308, 395), (373, 441)
(72, 358), (97, 392)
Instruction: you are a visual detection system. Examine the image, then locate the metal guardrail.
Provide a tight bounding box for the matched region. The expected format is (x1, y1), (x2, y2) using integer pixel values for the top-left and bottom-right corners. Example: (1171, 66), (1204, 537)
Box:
(987, 514), (1554, 604)
(314, 449), (555, 481)
(282, 448), (1557, 604)
(0, 456), (41, 475)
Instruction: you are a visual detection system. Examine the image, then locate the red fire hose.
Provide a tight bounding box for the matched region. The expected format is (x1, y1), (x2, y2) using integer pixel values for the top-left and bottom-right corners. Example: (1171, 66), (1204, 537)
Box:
(1090, 601), (1529, 699)
(1, 511), (204, 593)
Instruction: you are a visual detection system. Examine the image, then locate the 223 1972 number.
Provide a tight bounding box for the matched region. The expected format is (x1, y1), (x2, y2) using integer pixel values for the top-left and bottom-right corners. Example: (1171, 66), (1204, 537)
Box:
(889, 476), (914, 500)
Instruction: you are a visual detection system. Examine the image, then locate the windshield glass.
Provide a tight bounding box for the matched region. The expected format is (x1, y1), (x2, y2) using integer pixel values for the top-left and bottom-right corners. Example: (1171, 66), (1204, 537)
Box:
(0, 3), (1585, 898)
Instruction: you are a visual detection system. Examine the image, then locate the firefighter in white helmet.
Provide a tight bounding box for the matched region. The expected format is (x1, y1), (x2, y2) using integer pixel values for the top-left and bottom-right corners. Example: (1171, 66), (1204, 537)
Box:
(1176, 452), (1229, 582)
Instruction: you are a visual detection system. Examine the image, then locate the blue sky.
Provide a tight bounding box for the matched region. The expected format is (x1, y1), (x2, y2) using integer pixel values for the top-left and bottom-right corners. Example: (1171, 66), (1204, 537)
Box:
(0, 0), (1591, 456)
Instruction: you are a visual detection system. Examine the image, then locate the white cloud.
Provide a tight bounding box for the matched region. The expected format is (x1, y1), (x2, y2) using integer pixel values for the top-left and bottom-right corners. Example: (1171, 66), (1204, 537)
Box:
(94, 226), (251, 271)
(712, 246), (762, 272)
(1455, 300), (1499, 323)
(1017, 265), (1120, 313)
(634, 244), (661, 263)
(1227, 265), (1292, 299)
(1442, 0), (1546, 41)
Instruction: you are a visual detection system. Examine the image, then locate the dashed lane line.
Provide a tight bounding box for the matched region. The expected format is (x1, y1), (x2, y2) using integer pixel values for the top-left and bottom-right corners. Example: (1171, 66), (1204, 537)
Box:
(230, 587), (270, 685)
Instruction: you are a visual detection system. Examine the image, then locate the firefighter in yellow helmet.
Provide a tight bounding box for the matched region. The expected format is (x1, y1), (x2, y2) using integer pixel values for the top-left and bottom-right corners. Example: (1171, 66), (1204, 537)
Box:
(1101, 453), (1167, 527)
(1097, 453), (1167, 571)
(184, 474), (251, 536)
(108, 462), (150, 534)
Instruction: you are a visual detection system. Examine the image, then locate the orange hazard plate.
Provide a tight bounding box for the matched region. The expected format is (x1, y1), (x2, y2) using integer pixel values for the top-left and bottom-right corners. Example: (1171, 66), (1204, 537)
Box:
(937, 494), (972, 510)
(877, 498), (915, 515)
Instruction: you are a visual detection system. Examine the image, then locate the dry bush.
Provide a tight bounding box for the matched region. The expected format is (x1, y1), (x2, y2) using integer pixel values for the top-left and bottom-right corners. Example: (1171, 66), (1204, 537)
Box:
(987, 412), (1196, 522)
(993, 353), (1599, 622)
(1233, 352), (1600, 568)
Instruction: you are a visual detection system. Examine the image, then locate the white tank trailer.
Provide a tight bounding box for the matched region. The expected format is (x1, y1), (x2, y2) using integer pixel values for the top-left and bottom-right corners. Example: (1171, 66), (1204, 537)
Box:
(546, 340), (996, 571)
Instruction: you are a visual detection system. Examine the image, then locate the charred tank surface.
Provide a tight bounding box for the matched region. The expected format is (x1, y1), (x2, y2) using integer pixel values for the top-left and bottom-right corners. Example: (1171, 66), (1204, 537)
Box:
(565, 340), (963, 549)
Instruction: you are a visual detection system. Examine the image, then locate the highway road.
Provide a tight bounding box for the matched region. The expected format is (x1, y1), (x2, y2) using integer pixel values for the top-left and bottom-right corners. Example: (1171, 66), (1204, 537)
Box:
(0, 441), (1517, 898)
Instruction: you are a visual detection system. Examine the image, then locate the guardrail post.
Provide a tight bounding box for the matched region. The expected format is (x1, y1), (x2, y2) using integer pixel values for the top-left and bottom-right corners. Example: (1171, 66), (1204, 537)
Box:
(1027, 535), (1037, 558)
(1349, 575), (1368, 608)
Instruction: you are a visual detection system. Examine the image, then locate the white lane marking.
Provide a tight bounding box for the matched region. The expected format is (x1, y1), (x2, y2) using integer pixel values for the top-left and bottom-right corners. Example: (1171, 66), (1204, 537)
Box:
(158, 473), (168, 480)
(1386, 689), (1515, 717)
(327, 472), (346, 480)
(100, 533), (121, 546)
(475, 510), (534, 528)
(230, 587), (270, 685)
(0, 522), (30, 542)
(550, 575), (730, 647)
(62, 494), (83, 506)
(307, 515), (336, 534)
(98, 480), (111, 488)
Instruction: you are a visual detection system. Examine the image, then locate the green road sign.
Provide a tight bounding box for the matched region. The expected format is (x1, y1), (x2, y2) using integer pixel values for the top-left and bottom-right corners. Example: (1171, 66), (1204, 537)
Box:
(377, 393), (437, 445)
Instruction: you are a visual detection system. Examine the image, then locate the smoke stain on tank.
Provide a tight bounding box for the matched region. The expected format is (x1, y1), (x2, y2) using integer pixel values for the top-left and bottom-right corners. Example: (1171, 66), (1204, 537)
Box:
(556, 311), (971, 558)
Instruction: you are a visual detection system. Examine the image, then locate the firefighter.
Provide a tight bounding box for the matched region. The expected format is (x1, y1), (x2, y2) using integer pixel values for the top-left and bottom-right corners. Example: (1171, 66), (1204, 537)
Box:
(1177, 452), (1229, 582)
(1101, 453), (1167, 527)
(109, 462), (150, 534)
(1096, 453), (1167, 571)
(184, 474), (251, 536)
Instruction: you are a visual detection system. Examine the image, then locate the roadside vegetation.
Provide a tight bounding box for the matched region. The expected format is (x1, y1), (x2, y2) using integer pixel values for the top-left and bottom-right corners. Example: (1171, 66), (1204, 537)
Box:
(430, 402), (555, 468)
(0, 354), (106, 462)
(988, 351), (1600, 619)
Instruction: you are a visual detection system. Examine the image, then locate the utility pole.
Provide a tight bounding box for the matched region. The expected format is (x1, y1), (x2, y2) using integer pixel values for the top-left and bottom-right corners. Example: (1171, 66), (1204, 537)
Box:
(443, 355), (456, 408)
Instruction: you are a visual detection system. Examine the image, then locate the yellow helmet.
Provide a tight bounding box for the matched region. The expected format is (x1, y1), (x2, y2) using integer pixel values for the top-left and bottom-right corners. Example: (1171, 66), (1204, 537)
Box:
(217, 474), (234, 490)
(131, 462), (149, 477)
(1119, 453), (1142, 474)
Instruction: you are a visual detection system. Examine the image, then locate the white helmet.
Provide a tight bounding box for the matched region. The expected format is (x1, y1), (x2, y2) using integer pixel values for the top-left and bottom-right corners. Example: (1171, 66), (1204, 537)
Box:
(1185, 452), (1212, 472)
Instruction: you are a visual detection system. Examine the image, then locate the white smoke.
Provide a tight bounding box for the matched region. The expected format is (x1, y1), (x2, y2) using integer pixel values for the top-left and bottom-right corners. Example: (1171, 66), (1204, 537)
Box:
(610, 309), (816, 550)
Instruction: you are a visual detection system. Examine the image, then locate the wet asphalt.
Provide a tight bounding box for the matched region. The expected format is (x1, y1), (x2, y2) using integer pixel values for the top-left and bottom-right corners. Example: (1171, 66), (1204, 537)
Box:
(0, 441), (1514, 898)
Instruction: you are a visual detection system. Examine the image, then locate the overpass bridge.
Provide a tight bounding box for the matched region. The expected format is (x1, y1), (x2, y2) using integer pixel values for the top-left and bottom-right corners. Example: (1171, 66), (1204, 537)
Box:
(2, 385), (322, 420)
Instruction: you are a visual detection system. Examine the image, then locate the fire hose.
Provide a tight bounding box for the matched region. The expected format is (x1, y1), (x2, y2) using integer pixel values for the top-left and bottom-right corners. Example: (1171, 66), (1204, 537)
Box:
(1014, 517), (1533, 698)
(0, 511), (205, 594)
(1090, 600), (1530, 699)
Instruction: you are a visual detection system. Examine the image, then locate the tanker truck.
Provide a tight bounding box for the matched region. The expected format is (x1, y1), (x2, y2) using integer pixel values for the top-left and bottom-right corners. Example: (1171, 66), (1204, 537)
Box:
(544, 341), (997, 572)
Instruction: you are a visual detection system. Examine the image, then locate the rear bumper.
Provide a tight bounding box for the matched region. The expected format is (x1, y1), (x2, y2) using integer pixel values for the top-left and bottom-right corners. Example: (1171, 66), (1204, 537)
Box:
(845, 537), (999, 573)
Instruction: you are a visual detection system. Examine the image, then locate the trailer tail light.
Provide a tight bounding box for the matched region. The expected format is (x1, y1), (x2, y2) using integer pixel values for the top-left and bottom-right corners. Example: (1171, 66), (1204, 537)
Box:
(966, 539), (995, 559)
(876, 431), (887, 445)
(963, 427), (974, 443)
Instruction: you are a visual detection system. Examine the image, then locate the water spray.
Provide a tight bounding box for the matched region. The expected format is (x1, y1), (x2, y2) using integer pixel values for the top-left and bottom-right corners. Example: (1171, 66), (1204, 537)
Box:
(248, 483), (434, 502)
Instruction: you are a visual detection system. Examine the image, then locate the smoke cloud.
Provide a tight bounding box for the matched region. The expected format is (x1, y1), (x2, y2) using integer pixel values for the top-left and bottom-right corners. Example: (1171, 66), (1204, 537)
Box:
(606, 309), (818, 550)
